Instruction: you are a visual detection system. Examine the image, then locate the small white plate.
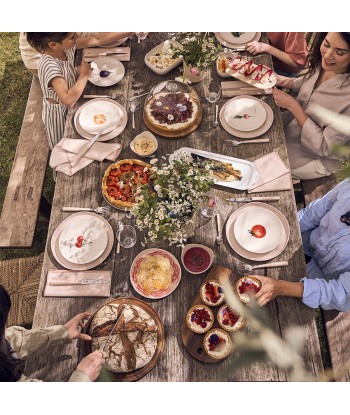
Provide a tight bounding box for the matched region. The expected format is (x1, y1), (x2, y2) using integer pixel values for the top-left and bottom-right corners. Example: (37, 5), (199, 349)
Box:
(130, 131), (158, 158)
(224, 98), (267, 132)
(89, 57), (125, 87)
(59, 217), (108, 264)
(220, 32), (256, 44)
(233, 207), (283, 253)
(79, 100), (121, 134)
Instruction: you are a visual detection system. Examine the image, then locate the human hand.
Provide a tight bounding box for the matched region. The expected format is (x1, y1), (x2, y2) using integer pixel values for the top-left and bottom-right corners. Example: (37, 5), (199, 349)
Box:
(272, 88), (297, 110)
(76, 350), (104, 381)
(64, 311), (92, 341)
(79, 60), (91, 77)
(251, 275), (281, 307)
(246, 41), (270, 55)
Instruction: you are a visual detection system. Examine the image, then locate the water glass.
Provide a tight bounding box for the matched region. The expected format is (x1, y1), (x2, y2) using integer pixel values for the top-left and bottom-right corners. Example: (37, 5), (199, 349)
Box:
(116, 224), (137, 248)
(135, 32), (149, 43)
(204, 82), (221, 104)
(201, 197), (216, 219)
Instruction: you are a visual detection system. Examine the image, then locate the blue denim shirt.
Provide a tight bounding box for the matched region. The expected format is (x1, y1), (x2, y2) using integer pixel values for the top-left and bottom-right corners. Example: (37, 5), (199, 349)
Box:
(298, 179), (350, 311)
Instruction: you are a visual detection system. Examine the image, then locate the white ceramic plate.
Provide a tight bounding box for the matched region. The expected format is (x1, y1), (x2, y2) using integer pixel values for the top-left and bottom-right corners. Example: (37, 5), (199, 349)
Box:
(59, 217), (108, 264)
(220, 95), (274, 139)
(220, 32), (256, 44)
(224, 98), (267, 131)
(144, 40), (183, 75)
(169, 147), (259, 190)
(130, 248), (181, 299)
(225, 202), (290, 261)
(79, 100), (121, 134)
(215, 32), (261, 49)
(74, 98), (127, 141)
(51, 212), (114, 270)
(89, 57), (125, 87)
(233, 207), (283, 253)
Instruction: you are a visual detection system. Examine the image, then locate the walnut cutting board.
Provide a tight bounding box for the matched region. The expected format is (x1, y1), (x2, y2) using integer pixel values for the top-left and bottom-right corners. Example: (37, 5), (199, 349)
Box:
(181, 265), (240, 363)
(80, 297), (164, 381)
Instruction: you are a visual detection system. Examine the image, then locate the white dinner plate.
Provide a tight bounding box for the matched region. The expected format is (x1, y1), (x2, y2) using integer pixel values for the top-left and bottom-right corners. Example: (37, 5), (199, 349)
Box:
(79, 100), (121, 134)
(215, 32), (261, 49)
(233, 207), (283, 253)
(99, 37), (128, 48)
(74, 98), (127, 141)
(220, 32), (256, 45)
(224, 98), (267, 132)
(226, 202), (290, 261)
(59, 216), (108, 264)
(89, 57), (125, 87)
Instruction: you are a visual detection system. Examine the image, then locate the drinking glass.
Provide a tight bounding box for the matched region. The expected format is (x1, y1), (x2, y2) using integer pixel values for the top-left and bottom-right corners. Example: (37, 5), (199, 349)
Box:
(116, 224), (137, 248)
(167, 32), (176, 39)
(201, 197), (216, 219)
(135, 32), (149, 43)
(204, 82), (221, 104)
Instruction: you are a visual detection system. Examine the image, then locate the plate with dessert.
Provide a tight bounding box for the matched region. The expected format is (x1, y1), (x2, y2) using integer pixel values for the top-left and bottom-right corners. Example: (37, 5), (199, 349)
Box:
(89, 57), (125, 87)
(169, 147), (259, 190)
(225, 202), (290, 261)
(220, 95), (274, 138)
(215, 32), (261, 49)
(130, 248), (182, 299)
(143, 80), (202, 138)
(101, 159), (152, 211)
(81, 297), (165, 381)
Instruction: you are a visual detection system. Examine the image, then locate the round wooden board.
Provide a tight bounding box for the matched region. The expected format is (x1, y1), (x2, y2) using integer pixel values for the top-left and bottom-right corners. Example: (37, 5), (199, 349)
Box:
(181, 265), (240, 363)
(143, 89), (202, 139)
(80, 297), (165, 381)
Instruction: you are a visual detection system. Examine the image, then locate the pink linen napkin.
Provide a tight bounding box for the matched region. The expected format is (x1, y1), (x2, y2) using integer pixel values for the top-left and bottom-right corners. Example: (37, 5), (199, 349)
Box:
(44, 270), (112, 297)
(248, 151), (293, 193)
(49, 137), (121, 176)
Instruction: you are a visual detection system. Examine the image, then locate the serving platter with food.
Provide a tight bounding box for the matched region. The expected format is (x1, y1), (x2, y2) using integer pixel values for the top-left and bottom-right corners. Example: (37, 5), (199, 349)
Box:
(169, 147), (259, 190)
(80, 297), (164, 381)
(144, 40), (183, 75)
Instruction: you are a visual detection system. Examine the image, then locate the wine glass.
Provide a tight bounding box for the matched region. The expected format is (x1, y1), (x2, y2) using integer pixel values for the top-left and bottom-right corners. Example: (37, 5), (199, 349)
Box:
(135, 32), (149, 43)
(204, 82), (221, 104)
(116, 224), (137, 248)
(201, 196), (216, 219)
(167, 32), (176, 39)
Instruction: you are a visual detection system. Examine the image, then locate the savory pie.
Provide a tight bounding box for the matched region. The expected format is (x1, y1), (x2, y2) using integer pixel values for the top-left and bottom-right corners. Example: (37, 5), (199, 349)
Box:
(102, 159), (152, 209)
(89, 301), (158, 373)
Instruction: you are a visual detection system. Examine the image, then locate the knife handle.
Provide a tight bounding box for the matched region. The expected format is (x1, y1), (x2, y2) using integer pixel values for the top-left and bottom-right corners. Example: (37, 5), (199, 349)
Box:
(254, 261), (289, 270)
(49, 282), (81, 286)
(252, 196), (280, 201)
(71, 143), (90, 167)
(84, 95), (109, 98)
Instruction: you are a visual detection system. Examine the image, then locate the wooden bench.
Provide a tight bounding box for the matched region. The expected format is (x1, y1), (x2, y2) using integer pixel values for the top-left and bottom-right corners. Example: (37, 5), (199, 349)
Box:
(301, 174), (350, 381)
(0, 76), (51, 248)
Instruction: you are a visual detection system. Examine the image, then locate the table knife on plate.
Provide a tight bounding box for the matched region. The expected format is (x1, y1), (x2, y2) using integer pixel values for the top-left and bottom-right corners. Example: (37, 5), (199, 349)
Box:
(49, 279), (110, 286)
(226, 196), (280, 202)
(100, 305), (125, 352)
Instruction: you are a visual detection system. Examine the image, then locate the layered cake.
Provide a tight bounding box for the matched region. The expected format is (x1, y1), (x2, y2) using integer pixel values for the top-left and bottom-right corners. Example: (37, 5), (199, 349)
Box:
(235, 276), (262, 304)
(217, 304), (245, 332)
(144, 91), (199, 134)
(89, 302), (158, 373)
(186, 305), (214, 334)
(200, 280), (225, 306)
(203, 328), (233, 359)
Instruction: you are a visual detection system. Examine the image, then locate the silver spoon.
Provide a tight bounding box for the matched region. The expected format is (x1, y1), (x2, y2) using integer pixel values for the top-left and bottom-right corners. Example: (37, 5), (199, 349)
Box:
(225, 138), (269, 146)
(129, 103), (138, 129)
(236, 261), (289, 273)
(214, 104), (219, 128)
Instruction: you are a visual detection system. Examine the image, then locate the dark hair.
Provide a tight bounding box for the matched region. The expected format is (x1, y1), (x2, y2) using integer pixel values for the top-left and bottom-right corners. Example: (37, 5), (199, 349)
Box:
(26, 32), (70, 53)
(305, 32), (350, 78)
(0, 284), (21, 381)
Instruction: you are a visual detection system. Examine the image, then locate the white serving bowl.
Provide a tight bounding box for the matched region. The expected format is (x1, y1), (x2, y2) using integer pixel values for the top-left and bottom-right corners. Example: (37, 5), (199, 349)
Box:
(79, 100), (121, 134)
(181, 244), (214, 275)
(130, 131), (158, 158)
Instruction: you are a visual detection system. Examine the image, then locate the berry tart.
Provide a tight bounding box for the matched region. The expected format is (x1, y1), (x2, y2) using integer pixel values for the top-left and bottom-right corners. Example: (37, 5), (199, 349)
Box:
(217, 304), (245, 332)
(200, 280), (225, 307)
(235, 276), (262, 304)
(203, 328), (233, 359)
(186, 305), (214, 334)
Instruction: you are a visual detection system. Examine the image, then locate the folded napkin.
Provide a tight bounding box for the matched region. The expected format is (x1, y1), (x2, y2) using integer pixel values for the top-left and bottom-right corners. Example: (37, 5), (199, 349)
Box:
(248, 151), (293, 193)
(221, 80), (272, 97)
(49, 138), (121, 176)
(44, 270), (112, 297)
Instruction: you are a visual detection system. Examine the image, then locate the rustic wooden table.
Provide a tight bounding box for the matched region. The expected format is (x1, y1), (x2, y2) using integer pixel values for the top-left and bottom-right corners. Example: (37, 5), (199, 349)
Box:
(25, 33), (323, 381)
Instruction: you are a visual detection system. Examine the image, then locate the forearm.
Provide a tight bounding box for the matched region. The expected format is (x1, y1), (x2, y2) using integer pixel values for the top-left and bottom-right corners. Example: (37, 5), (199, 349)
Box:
(77, 32), (133, 49)
(276, 280), (304, 299)
(59, 74), (89, 108)
(276, 75), (294, 89)
(266, 45), (301, 70)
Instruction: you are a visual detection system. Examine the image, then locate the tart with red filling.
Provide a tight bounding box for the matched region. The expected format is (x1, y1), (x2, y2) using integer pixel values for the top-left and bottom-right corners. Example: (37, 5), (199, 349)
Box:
(235, 276), (262, 304)
(217, 304), (245, 332)
(203, 328), (233, 359)
(200, 280), (224, 306)
(186, 305), (214, 334)
(102, 159), (152, 210)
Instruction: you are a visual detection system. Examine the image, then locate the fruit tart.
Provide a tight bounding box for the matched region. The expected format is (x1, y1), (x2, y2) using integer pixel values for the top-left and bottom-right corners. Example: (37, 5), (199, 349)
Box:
(102, 159), (152, 210)
(235, 276), (262, 304)
(203, 328), (233, 359)
(200, 280), (224, 306)
(186, 305), (214, 334)
(217, 304), (245, 332)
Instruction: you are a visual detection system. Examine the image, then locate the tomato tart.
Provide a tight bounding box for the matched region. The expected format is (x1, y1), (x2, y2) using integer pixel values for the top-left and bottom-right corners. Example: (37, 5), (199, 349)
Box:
(102, 159), (152, 210)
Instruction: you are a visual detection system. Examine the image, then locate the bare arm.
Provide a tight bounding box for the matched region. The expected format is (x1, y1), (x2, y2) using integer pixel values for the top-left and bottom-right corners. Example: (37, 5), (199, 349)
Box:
(76, 32), (133, 49)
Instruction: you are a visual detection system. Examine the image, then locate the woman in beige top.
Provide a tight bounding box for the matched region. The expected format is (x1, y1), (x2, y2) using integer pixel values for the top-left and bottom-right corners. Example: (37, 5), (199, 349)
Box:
(272, 32), (350, 180)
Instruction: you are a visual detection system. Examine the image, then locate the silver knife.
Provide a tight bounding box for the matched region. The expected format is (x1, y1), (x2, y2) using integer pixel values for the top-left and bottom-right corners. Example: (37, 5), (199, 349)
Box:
(83, 94), (120, 99)
(100, 305), (125, 352)
(226, 196), (280, 202)
(49, 279), (110, 286)
(71, 129), (104, 168)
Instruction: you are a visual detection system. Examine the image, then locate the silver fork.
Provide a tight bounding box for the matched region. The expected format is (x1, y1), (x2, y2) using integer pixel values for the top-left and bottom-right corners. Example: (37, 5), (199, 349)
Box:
(236, 261), (289, 273)
(225, 138), (269, 146)
(62, 206), (111, 216)
(214, 104), (219, 128)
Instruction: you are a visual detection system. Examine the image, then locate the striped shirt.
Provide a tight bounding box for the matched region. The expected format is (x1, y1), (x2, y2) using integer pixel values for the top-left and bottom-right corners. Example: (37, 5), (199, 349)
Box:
(38, 47), (77, 149)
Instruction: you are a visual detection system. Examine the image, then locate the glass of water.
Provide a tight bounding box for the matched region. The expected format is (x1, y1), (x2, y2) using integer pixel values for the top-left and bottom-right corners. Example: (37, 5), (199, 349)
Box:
(201, 197), (216, 219)
(204, 82), (221, 104)
(116, 224), (137, 248)
(135, 32), (149, 43)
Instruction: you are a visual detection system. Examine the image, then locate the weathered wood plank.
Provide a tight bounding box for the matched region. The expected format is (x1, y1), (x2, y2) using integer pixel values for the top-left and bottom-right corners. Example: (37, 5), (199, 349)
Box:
(0, 76), (49, 247)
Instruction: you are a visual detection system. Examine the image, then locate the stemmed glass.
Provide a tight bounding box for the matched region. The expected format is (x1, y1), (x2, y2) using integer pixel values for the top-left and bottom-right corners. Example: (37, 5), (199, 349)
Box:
(135, 32), (149, 43)
(116, 223), (137, 248)
(204, 81), (221, 104)
(201, 196), (216, 219)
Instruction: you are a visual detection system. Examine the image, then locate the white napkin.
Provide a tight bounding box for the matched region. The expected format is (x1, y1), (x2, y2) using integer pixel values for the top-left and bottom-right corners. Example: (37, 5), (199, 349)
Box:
(50, 138), (121, 176)
(248, 151), (293, 193)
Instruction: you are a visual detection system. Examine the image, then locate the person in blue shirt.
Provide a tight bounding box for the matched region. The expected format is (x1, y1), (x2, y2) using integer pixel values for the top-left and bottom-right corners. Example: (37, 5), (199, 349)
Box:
(252, 179), (350, 311)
